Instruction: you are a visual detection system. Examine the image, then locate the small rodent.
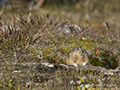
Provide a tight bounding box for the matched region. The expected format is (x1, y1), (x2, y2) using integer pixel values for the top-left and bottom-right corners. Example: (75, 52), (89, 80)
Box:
(65, 47), (89, 67)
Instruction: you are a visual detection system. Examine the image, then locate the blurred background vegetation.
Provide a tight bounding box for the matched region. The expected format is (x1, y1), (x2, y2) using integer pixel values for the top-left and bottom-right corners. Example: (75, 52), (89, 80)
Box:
(1, 0), (120, 28)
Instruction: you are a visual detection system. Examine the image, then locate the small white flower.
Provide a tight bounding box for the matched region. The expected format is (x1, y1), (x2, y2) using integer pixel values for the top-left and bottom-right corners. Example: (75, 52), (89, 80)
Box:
(80, 84), (84, 87)
(70, 80), (75, 85)
(85, 84), (90, 88)
(76, 80), (81, 85)
(82, 76), (86, 80)
(97, 79), (101, 82)
(48, 79), (53, 82)
(109, 72), (113, 75)
(102, 78), (105, 81)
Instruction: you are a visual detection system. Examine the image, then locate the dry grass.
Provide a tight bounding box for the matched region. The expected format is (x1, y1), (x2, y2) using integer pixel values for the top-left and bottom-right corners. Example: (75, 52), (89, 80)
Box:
(0, 0), (120, 90)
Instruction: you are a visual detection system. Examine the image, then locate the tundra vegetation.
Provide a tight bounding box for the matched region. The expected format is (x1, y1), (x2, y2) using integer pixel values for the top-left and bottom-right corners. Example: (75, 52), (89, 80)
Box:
(0, 0), (120, 89)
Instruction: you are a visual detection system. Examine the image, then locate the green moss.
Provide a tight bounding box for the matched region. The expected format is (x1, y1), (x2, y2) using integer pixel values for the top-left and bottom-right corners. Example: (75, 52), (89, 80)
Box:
(42, 48), (54, 55)
(41, 47), (65, 64)
(44, 54), (64, 64)
(90, 57), (103, 66)
(57, 47), (71, 54)
(64, 37), (95, 50)
(109, 56), (118, 69)
(27, 47), (39, 54)
(98, 50), (118, 69)
(57, 38), (95, 54)
(98, 51), (110, 57)
(79, 40), (95, 50)
(90, 49), (119, 69)
(69, 43), (78, 48)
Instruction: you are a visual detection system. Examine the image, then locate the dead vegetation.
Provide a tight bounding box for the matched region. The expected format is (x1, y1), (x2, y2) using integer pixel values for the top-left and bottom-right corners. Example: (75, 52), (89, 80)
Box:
(0, 0), (120, 89)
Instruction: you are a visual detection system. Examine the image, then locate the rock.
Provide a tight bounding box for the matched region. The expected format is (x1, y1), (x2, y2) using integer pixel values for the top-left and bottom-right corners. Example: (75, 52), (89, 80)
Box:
(58, 25), (83, 36)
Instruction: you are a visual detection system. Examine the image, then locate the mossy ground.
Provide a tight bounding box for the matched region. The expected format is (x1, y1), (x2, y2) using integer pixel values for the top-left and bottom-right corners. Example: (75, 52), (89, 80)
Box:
(0, 0), (120, 89)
